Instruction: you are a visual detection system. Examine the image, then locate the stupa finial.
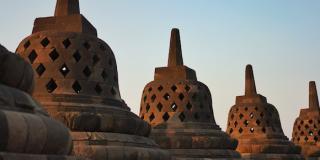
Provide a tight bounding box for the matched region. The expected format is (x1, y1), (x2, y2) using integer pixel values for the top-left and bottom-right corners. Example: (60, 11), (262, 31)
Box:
(55, 0), (80, 16)
(168, 28), (183, 67)
(309, 81), (320, 110)
(245, 64), (257, 96)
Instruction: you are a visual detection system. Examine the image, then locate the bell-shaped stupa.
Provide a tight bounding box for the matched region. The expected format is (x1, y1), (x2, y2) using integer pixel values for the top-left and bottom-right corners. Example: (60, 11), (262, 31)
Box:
(292, 81), (320, 158)
(226, 65), (303, 159)
(139, 28), (241, 159)
(16, 0), (170, 159)
(0, 44), (83, 159)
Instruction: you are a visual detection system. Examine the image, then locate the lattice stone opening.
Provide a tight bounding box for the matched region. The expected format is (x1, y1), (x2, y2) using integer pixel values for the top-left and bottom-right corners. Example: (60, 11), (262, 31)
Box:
(229, 128), (234, 134)
(148, 87), (152, 92)
(171, 85), (177, 92)
(46, 79), (57, 93)
(95, 83), (102, 94)
(24, 40), (31, 49)
(149, 113), (155, 122)
(36, 63), (46, 76)
(239, 127), (243, 133)
(171, 103), (178, 111)
(179, 93), (185, 101)
(157, 103), (163, 111)
(186, 102), (192, 110)
(185, 85), (190, 92)
(158, 85), (163, 91)
(93, 55), (100, 65)
(256, 119), (261, 125)
(83, 66), (92, 77)
(179, 112), (185, 122)
(250, 128), (254, 133)
(41, 37), (50, 47)
(59, 63), (70, 77)
(244, 120), (249, 126)
(101, 69), (108, 81)
(72, 81), (82, 94)
(28, 50), (38, 64)
(49, 49), (59, 61)
(163, 112), (170, 121)
(151, 94), (156, 102)
(163, 93), (170, 100)
(143, 96), (147, 102)
(63, 38), (71, 48)
(83, 42), (91, 50)
(73, 50), (81, 62)
(146, 104), (150, 112)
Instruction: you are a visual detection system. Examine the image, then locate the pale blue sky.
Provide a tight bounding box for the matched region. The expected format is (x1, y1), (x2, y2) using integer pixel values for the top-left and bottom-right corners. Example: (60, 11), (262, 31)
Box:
(1, 0), (320, 138)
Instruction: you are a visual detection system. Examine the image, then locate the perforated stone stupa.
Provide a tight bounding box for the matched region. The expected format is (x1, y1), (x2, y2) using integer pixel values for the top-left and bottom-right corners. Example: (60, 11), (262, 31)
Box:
(226, 65), (303, 159)
(139, 28), (241, 159)
(16, 0), (170, 159)
(0, 44), (82, 160)
(292, 81), (320, 158)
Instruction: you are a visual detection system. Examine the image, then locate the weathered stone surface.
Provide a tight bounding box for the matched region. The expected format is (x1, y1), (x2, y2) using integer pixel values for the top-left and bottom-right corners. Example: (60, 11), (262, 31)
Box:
(226, 65), (304, 159)
(16, 0), (171, 159)
(292, 81), (320, 158)
(139, 28), (241, 159)
(0, 45), (82, 159)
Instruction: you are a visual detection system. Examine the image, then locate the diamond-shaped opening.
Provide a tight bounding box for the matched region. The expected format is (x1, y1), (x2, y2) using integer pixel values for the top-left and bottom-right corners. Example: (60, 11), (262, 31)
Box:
(163, 93), (170, 100)
(194, 113), (199, 120)
(305, 136), (309, 142)
(101, 70), (108, 81)
(149, 113), (155, 122)
(143, 96), (147, 102)
(179, 112), (186, 122)
(95, 83), (103, 94)
(63, 38), (71, 48)
(178, 93), (184, 101)
(262, 127), (266, 133)
(93, 55), (100, 65)
(171, 85), (177, 92)
(73, 50), (81, 62)
(186, 102), (192, 110)
(250, 128), (254, 133)
(245, 107), (248, 111)
(256, 119), (261, 125)
(309, 131), (314, 136)
(41, 37), (50, 47)
(151, 94), (156, 102)
(59, 64), (70, 77)
(24, 40), (31, 49)
(148, 87), (152, 92)
(229, 128), (234, 134)
(83, 66), (91, 78)
(315, 136), (318, 142)
(260, 112), (264, 118)
(49, 49), (59, 61)
(171, 103), (178, 111)
(111, 87), (116, 96)
(244, 120), (249, 126)
(146, 104), (150, 112)
(28, 50), (38, 64)
(162, 112), (170, 121)
(100, 44), (106, 51)
(36, 63), (46, 76)
(157, 103), (163, 111)
(239, 128), (243, 133)
(309, 120), (313, 124)
(158, 85), (163, 91)
(72, 81), (82, 94)
(46, 79), (57, 93)
(239, 113), (244, 119)
(83, 42), (91, 50)
(185, 85), (190, 92)
(250, 113), (254, 119)
(234, 121), (238, 127)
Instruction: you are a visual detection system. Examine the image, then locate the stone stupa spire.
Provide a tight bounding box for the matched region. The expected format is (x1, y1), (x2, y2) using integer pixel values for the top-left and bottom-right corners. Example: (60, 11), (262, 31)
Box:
(54, 0), (80, 16)
(309, 81), (320, 110)
(168, 28), (183, 67)
(245, 64), (257, 96)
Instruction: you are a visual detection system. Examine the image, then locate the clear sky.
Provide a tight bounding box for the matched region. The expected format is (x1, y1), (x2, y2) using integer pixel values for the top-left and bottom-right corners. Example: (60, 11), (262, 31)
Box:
(1, 0), (320, 138)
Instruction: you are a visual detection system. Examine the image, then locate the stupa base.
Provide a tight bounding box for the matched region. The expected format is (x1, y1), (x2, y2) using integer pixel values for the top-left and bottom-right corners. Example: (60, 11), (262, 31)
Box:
(241, 153), (304, 160)
(0, 152), (85, 160)
(71, 132), (171, 160)
(169, 149), (242, 160)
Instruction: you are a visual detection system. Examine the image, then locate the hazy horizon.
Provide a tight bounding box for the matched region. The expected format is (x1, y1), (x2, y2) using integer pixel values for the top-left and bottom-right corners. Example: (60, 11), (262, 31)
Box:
(1, 0), (320, 138)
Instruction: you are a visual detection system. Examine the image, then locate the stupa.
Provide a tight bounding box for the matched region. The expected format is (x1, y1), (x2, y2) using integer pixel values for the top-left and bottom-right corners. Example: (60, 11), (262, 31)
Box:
(226, 64), (303, 159)
(0, 44), (82, 159)
(139, 28), (241, 159)
(16, 0), (170, 159)
(292, 81), (320, 158)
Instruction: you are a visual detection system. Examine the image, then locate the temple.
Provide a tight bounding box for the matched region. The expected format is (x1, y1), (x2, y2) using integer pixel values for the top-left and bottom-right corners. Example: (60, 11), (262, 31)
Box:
(139, 28), (241, 159)
(292, 81), (320, 158)
(16, 0), (170, 159)
(226, 65), (303, 159)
